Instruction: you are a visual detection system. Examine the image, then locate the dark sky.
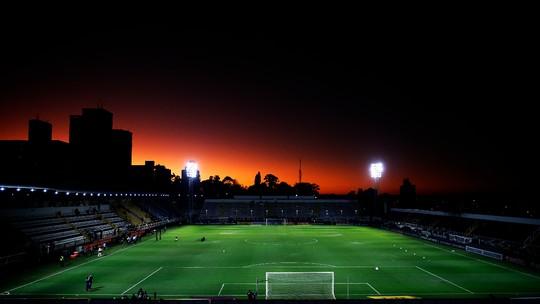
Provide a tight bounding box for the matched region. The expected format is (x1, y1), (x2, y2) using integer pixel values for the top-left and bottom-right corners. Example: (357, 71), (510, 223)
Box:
(0, 7), (536, 194)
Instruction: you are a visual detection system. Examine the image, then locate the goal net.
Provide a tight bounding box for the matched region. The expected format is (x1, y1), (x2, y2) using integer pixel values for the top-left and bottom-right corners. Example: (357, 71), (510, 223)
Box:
(265, 218), (287, 225)
(265, 272), (335, 300)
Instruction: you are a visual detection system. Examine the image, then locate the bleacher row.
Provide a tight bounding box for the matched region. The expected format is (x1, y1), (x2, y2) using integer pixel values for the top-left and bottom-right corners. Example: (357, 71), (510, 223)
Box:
(199, 199), (359, 222)
(386, 211), (540, 264)
(8, 207), (131, 250)
(2, 200), (184, 255)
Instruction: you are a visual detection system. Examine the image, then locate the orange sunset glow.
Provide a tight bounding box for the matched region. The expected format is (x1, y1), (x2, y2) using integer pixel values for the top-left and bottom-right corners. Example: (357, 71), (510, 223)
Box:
(0, 94), (478, 194)
(0, 19), (526, 195)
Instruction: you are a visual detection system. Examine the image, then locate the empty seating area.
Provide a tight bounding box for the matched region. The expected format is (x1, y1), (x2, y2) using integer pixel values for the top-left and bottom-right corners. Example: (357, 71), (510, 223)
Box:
(386, 210), (540, 264)
(3, 205), (130, 252)
(136, 200), (182, 222)
(200, 198), (358, 223)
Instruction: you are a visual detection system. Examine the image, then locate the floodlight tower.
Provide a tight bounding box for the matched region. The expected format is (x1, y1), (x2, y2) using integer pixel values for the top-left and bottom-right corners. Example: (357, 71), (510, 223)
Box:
(369, 162), (384, 223)
(186, 160), (198, 223)
(369, 162), (384, 191)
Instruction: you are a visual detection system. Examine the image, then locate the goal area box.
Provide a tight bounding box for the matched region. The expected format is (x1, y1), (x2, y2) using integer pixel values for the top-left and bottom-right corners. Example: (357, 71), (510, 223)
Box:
(265, 272), (335, 300)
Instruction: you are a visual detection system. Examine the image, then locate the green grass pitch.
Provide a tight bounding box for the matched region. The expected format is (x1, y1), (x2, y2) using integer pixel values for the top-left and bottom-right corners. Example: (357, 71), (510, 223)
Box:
(2, 225), (540, 299)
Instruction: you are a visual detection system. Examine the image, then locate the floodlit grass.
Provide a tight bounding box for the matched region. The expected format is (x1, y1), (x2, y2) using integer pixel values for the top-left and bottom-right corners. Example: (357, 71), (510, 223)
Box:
(2, 225), (540, 299)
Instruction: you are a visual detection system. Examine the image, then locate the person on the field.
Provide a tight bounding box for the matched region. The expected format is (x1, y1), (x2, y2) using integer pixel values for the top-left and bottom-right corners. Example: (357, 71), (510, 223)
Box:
(59, 255), (64, 267)
(175, 236), (178, 241)
(201, 236), (206, 242)
(85, 274), (93, 291)
(247, 290), (255, 301)
(97, 247), (103, 257)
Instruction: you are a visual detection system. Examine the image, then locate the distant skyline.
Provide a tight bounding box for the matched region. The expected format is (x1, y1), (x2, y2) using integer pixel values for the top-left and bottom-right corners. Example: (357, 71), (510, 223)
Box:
(0, 12), (535, 194)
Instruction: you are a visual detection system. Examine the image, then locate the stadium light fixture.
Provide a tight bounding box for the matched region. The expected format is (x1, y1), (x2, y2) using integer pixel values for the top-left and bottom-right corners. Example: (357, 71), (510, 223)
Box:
(43, 189), (47, 193)
(370, 162), (384, 179)
(0, 187), (4, 191)
(186, 160), (198, 178)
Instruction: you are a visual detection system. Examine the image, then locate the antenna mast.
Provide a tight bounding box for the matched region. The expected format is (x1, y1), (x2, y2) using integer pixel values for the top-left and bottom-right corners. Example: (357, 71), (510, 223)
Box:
(299, 159), (302, 184)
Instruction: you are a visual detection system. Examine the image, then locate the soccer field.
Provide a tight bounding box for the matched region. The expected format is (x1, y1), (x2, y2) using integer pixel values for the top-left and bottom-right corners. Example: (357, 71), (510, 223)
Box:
(2, 225), (540, 300)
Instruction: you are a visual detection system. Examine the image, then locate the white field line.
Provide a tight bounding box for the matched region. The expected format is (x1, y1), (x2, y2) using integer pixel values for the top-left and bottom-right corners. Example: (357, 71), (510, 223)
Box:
(217, 283), (225, 296)
(221, 282), (373, 285)
(421, 240), (540, 280)
(245, 262), (336, 268)
(8, 291), (540, 297)
(171, 265), (414, 269)
(6, 239), (151, 293)
(415, 266), (473, 294)
(511, 297), (540, 300)
(121, 267), (163, 295)
(365, 282), (381, 295)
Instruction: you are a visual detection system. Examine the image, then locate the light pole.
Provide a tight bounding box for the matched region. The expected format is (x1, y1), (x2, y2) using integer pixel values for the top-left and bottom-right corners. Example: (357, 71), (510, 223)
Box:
(369, 162), (384, 222)
(370, 162), (384, 190)
(186, 160), (198, 223)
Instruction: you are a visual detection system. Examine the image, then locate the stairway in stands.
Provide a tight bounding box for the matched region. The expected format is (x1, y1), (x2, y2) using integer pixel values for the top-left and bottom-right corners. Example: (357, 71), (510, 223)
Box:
(114, 201), (152, 226)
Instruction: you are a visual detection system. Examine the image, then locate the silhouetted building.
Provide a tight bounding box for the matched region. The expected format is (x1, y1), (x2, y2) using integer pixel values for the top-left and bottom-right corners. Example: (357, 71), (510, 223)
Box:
(399, 178), (417, 208)
(0, 119), (70, 186)
(28, 119), (52, 144)
(358, 188), (380, 222)
(155, 165), (172, 189)
(69, 115), (82, 145)
(111, 129), (132, 169)
(69, 108), (113, 146)
(130, 161), (172, 191)
(69, 107), (132, 189)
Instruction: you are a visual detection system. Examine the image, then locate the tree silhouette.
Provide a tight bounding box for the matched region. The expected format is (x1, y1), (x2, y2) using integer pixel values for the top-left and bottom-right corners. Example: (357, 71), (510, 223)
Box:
(264, 174), (279, 190)
(277, 181), (294, 195)
(294, 182), (320, 196)
(223, 176), (234, 186)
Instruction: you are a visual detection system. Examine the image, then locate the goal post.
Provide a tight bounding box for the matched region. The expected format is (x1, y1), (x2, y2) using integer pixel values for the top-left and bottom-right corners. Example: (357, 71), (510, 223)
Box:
(265, 218), (287, 225)
(265, 272), (335, 300)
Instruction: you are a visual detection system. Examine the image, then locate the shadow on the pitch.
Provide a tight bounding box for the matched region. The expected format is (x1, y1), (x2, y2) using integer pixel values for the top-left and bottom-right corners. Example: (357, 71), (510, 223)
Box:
(90, 286), (104, 292)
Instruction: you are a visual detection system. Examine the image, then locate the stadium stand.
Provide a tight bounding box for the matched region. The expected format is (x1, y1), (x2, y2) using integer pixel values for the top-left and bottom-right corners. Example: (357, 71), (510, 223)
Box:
(385, 208), (540, 269)
(2, 205), (131, 253)
(113, 201), (153, 225)
(200, 196), (359, 224)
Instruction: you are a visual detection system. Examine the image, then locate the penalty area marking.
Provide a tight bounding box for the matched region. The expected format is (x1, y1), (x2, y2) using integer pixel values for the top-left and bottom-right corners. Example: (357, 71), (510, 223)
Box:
(5, 238), (152, 294)
(170, 264), (416, 269)
(365, 282), (381, 295)
(218, 283), (225, 296)
(243, 262), (337, 268)
(415, 266), (473, 294)
(121, 267), (163, 295)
